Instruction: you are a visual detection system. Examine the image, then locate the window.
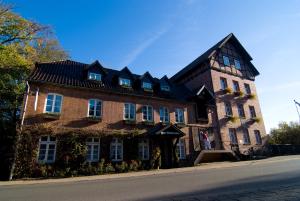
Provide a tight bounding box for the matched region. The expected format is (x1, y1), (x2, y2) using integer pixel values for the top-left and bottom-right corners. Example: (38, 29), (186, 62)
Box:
(159, 107), (169, 122)
(254, 130), (262, 144)
(233, 81), (240, 92)
(225, 102), (233, 116)
(243, 129), (251, 145)
(88, 72), (101, 81)
(142, 82), (152, 90)
(110, 138), (123, 161)
(38, 136), (56, 163)
(119, 78), (131, 87)
(86, 138), (100, 162)
(229, 129), (238, 145)
(142, 105), (153, 122)
(244, 83), (251, 95)
(223, 56), (230, 66)
(124, 103), (135, 120)
(45, 93), (63, 113)
(88, 99), (102, 117)
(176, 139), (186, 159)
(220, 77), (228, 90)
(138, 139), (149, 160)
(161, 85), (170, 91)
(237, 104), (245, 118)
(234, 59), (241, 70)
(249, 106), (256, 118)
(175, 108), (185, 123)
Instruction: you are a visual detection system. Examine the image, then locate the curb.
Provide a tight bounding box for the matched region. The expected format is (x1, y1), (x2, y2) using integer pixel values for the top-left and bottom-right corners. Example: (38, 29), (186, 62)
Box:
(1, 155), (300, 186)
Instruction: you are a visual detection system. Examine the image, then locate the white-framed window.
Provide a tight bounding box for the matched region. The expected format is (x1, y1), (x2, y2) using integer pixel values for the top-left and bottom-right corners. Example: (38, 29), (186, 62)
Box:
(110, 138), (123, 161)
(243, 129), (251, 145)
(38, 136), (56, 163)
(254, 130), (262, 145)
(176, 139), (186, 159)
(88, 99), (102, 117)
(223, 55), (230, 66)
(159, 107), (169, 122)
(88, 72), (101, 81)
(229, 128), (238, 145)
(233, 81), (240, 92)
(237, 104), (245, 118)
(175, 108), (185, 123)
(124, 103), (135, 120)
(234, 59), (241, 70)
(225, 102), (233, 116)
(142, 82), (152, 90)
(45, 93), (63, 113)
(161, 85), (170, 91)
(142, 105), (153, 122)
(138, 139), (149, 160)
(220, 77), (228, 90)
(244, 83), (251, 95)
(249, 106), (256, 118)
(86, 137), (100, 162)
(119, 78), (131, 87)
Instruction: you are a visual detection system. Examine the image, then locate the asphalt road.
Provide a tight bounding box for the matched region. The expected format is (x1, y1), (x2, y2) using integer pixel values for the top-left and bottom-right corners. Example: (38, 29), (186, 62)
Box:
(1, 155), (300, 201)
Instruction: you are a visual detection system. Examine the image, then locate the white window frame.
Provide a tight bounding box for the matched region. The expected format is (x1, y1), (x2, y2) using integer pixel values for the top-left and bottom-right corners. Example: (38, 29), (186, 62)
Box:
(110, 138), (123, 161)
(119, 78), (131, 87)
(175, 108), (185, 123)
(142, 105), (153, 122)
(254, 130), (262, 145)
(243, 129), (251, 145)
(86, 137), (100, 162)
(223, 55), (230, 66)
(44, 93), (63, 113)
(142, 82), (152, 90)
(124, 103), (136, 120)
(234, 59), (241, 70)
(249, 106), (257, 118)
(225, 102), (233, 116)
(220, 77), (228, 90)
(88, 99), (102, 118)
(37, 136), (56, 164)
(159, 107), (169, 123)
(229, 128), (238, 145)
(88, 72), (101, 81)
(160, 85), (170, 91)
(138, 139), (149, 160)
(176, 139), (186, 159)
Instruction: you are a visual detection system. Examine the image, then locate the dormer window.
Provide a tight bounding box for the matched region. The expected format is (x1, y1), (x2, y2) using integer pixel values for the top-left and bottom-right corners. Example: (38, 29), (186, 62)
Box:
(142, 82), (152, 90)
(223, 56), (230, 66)
(234, 59), (241, 70)
(88, 72), (101, 81)
(119, 78), (131, 87)
(160, 85), (170, 91)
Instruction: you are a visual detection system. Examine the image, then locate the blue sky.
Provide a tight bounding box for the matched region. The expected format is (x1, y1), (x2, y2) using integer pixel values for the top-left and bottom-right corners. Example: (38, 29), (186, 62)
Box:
(8, 0), (300, 132)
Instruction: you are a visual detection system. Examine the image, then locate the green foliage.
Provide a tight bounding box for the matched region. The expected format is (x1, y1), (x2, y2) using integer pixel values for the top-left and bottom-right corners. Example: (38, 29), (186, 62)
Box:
(115, 161), (128, 173)
(270, 122), (300, 145)
(150, 146), (161, 169)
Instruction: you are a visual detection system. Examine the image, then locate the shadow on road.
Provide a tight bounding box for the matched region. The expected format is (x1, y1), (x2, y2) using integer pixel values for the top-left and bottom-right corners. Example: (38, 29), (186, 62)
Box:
(140, 171), (300, 201)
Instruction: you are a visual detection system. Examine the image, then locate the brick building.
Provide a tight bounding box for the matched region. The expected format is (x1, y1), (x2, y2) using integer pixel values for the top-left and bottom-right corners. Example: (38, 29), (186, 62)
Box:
(21, 33), (266, 169)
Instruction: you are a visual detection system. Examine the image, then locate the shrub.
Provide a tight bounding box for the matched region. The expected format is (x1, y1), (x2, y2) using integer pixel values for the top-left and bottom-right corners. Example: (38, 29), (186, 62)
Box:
(128, 160), (139, 171)
(151, 147), (161, 169)
(105, 163), (115, 173)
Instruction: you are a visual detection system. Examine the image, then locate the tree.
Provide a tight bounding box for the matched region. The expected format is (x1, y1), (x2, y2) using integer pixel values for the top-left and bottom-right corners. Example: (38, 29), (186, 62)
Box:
(0, 2), (69, 180)
(269, 122), (300, 145)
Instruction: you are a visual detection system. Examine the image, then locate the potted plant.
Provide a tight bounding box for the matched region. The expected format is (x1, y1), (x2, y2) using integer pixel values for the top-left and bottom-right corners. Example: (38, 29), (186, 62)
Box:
(223, 87), (233, 94)
(226, 115), (238, 123)
(234, 90), (244, 97)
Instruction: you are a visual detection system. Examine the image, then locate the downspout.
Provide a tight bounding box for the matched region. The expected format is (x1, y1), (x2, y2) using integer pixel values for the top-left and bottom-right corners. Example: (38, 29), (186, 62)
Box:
(9, 81), (30, 180)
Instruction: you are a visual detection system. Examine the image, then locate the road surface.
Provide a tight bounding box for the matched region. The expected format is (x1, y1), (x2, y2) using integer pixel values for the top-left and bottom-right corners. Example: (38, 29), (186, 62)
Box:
(1, 155), (300, 201)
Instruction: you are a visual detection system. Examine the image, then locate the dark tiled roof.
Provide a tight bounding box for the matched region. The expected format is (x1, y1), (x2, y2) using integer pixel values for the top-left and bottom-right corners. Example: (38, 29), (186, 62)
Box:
(28, 60), (193, 102)
(171, 33), (259, 82)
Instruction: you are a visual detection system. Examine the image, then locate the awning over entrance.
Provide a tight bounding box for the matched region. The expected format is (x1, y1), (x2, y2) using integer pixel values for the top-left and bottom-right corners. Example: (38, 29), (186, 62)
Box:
(147, 123), (185, 137)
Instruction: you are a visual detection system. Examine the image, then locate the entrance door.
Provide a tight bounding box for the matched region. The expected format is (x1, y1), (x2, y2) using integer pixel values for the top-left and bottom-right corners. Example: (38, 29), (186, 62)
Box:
(160, 139), (173, 168)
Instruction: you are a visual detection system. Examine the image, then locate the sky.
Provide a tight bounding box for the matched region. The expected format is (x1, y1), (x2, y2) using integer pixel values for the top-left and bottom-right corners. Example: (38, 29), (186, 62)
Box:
(7, 0), (300, 132)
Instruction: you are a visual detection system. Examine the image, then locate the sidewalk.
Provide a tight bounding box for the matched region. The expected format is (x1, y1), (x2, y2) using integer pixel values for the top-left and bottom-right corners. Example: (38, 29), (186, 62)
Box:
(1, 155), (299, 186)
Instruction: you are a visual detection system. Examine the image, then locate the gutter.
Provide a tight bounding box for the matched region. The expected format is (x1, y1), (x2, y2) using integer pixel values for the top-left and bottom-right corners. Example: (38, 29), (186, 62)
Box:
(9, 81), (30, 181)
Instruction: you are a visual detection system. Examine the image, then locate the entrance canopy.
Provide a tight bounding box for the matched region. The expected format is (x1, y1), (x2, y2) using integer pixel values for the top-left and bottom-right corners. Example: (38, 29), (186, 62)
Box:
(148, 123), (185, 137)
